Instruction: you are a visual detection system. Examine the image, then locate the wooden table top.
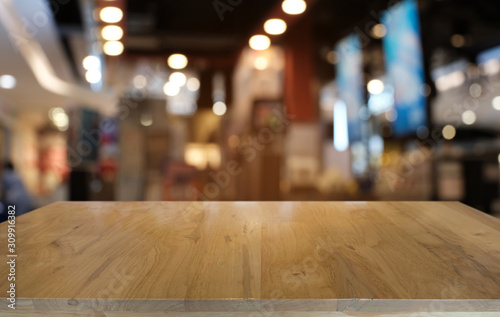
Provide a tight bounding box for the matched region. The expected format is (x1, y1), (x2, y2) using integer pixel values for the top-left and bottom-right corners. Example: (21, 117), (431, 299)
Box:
(1, 201), (500, 315)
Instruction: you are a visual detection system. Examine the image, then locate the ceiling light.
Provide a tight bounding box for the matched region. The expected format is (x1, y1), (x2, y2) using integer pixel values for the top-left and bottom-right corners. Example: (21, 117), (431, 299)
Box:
(103, 41), (124, 56)
(461, 110), (476, 125)
(254, 56), (268, 70)
(99, 7), (123, 23)
(133, 75), (147, 89)
(49, 107), (64, 121)
(451, 34), (465, 48)
(186, 78), (200, 91)
(167, 54), (188, 70)
(249, 35), (270, 51)
(163, 82), (180, 96)
(213, 101), (227, 116)
(82, 56), (100, 71)
(367, 79), (384, 95)
(85, 70), (102, 84)
(282, 0), (306, 15)
(442, 125), (456, 140)
(101, 25), (123, 41)
(264, 19), (287, 35)
(371, 24), (387, 39)
(169, 72), (187, 87)
(492, 96), (500, 110)
(0, 75), (16, 89)
(52, 110), (68, 129)
(326, 51), (337, 64)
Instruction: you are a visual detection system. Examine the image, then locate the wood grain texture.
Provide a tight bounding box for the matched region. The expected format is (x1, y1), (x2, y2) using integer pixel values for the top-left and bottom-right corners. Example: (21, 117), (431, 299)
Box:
(0, 201), (499, 314)
(1, 312), (500, 317)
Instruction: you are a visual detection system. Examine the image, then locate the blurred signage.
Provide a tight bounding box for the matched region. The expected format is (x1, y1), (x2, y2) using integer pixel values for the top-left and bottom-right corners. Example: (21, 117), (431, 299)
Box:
(382, 0), (427, 136)
(335, 34), (364, 143)
(368, 85), (394, 115)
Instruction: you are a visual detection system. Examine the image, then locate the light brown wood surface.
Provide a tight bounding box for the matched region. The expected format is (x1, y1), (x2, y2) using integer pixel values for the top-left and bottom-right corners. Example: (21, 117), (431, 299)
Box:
(1, 201), (500, 315)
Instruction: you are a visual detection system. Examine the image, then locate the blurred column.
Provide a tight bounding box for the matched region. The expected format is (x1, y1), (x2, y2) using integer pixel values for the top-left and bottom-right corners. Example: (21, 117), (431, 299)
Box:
(115, 99), (146, 201)
(198, 68), (214, 110)
(283, 15), (316, 122)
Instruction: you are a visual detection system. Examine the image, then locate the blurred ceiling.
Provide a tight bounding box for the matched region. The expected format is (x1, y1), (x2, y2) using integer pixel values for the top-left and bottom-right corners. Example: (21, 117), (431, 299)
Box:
(44, 0), (500, 71)
(418, 0), (500, 64)
(125, 0), (281, 56)
(0, 0), (73, 110)
(0, 0), (117, 116)
(2, 0), (500, 126)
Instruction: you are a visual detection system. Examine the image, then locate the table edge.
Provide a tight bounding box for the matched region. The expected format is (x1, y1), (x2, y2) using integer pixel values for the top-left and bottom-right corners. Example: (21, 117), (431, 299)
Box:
(5, 298), (500, 313)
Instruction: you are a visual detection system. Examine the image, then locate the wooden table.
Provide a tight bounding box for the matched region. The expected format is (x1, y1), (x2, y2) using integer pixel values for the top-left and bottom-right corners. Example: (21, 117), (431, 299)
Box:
(1, 201), (500, 316)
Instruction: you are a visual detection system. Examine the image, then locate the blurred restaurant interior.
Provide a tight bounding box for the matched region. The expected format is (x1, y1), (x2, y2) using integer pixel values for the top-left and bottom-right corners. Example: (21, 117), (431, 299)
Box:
(0, 0), (500, 217)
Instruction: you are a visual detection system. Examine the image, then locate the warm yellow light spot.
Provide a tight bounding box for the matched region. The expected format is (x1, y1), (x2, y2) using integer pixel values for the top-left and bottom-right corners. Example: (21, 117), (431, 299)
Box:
(99, 7), (123, 23)
(249, 35), (271, 51)
(442, 125), (456, 140)
(264, 19), (287, 35)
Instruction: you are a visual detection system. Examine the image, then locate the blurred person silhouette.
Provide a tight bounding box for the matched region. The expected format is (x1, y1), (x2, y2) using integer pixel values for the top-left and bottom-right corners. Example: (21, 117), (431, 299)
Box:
(0, 161), (33, 221)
